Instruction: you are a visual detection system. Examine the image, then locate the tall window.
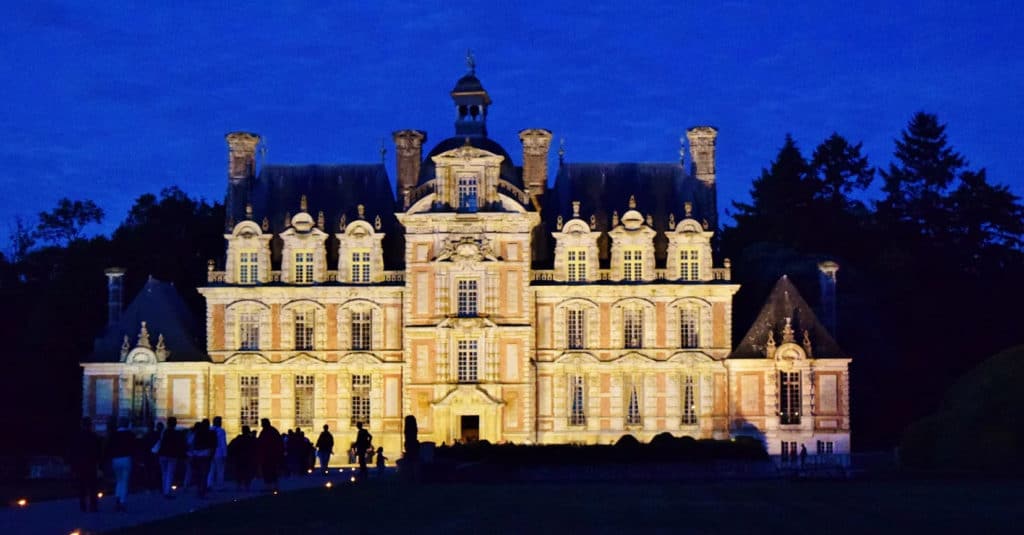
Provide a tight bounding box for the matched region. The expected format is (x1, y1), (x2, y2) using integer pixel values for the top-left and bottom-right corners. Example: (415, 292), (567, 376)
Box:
(569, 375), (586, 426)
(240, 376), (259, 427)
(624, 308), (643, 349)
(239, 312), (260, 350)
(623, 249), (643, 281)
(680, 308), (699, 349)
(294, 375), (314, 428)
(680, 248), (700, 281)
(238, 251), (258, 284)
(351, 310), (371, 350)
(567, 249), (587, 282)
(130, 377), (154, 427)
(457, 279), (478, 317)
(567, 309), (585, 349)
(682, 375), (698, 425)
(351, 250), (371, 283)
(781, 441), (797, 459)
(779, 371), (801, 424)
(457, 175), (478, 211)
(457, 340), (479, 382)
(626, 380), (642, 426)
(351, 375), (370, 426)
(816, 440), (834, 455)
(294, 311), (314, 350)
(294, 250), (314, 284)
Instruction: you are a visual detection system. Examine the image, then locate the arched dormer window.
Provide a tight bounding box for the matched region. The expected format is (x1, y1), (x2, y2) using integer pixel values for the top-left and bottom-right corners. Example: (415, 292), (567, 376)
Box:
(280, 212), (328, 284)
(224, 221), (272, 284)
(552, 215), (600, 282)
(608, 207), (656, 282)
(666, 215), (714, 282)
(336, 220), (385, 284)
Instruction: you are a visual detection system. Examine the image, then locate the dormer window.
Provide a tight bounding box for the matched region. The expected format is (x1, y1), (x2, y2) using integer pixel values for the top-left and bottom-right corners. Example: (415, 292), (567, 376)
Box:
(623, 249), (643, 281)
(238, 251), (259, 284)
(567, 248), (587, 282)
(351, 250), (371, 283)
(680, 248), (700, 281)
(294, 250), (314, 284)
(457, 175), (478, 212)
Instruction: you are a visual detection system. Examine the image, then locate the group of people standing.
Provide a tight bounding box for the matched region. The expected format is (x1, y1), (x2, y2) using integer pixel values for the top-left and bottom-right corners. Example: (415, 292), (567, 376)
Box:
(70, 416), (386, 513)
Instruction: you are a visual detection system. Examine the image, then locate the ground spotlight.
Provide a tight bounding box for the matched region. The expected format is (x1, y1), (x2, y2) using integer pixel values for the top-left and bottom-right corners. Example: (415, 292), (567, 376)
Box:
(16, 498), (27, 507)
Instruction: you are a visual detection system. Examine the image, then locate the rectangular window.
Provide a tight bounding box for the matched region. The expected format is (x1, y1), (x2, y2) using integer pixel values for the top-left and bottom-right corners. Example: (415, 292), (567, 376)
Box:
(351, 250), (371, 283)
(680, 248), (700, 281)
(238, 251), (258, 284)
(781, 441), (797, 459)
(351, 375), (370, 426)
(817, 440), (834, 455)
(457, 339), (479, 383)
(569, 374), (586, 426)
(130, 377), (154, 427)
(457, 279), (478, 317)
(294, 250), (314, 284)
(240, 376), (259, 428)
(351, 310), (372, 350)
(625, 379), (642, 426)
(567, 248), (587, 282)
(624, 308), (643, 349)
(294, 375), (314, 428)
(294, 310), (314, 350)
(623, 249), (643, 281)
(567, 309), (585, 349)
(457, 175), (478, 212)
(682, 375), (698, 425)
(680, 308), (699, 349)
(239, 312), (260, 350)
(780, 371), (801, 424)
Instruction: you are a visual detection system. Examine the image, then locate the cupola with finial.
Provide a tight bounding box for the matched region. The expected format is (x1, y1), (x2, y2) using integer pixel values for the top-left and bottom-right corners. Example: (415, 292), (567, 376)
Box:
(451, 49), (491, 137)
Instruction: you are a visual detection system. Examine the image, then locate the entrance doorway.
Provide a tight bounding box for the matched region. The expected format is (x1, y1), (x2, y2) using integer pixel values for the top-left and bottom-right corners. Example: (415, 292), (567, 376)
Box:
(460, 415), (479, 443)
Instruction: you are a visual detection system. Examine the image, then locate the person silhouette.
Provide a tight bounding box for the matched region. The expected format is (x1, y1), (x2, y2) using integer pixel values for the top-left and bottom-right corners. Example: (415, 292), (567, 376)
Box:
(376, 447), (387, 475)
(315, 424), (334, 473)
(354, 421), (372, 481)
(70, 417), (101, 512)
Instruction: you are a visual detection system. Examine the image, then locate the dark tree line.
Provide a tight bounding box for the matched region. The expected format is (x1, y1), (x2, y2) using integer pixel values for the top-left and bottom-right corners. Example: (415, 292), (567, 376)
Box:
(0, 187), (223, 456)
(723, 112), (1024, 450)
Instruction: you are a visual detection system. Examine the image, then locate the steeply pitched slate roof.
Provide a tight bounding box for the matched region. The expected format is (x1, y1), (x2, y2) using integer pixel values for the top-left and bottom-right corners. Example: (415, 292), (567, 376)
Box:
(730, 275), (845, 359)
(89, 278), (206, 363)
(226, 164), (404, 269)
(534, 162), (717, 267)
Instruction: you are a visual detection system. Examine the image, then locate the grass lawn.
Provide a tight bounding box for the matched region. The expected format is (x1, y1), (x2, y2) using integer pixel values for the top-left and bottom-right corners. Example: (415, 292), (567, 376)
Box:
(110, 478), (1024, 534)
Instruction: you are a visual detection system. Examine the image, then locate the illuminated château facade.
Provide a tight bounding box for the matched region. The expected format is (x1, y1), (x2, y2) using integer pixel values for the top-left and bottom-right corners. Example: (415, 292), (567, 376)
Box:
(82, 66), (851, 457)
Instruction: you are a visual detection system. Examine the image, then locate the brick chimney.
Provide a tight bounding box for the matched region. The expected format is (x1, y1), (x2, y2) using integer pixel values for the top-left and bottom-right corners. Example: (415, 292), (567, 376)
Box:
(817, 260), (840, 336)
(104, 267), (126, 327)
(519, 129), (553, 195)
(393, 130), (426, 208)
(686, 126), (718, 185)
(225, 132), (261, 181)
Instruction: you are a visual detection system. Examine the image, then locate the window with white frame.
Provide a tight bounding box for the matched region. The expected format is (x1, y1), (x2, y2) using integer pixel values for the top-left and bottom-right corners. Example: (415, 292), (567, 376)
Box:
(626, 379), (642, 426)
(238, 251), (259, 284)
(294, 250), (314, 284)
(623, 249), (643, 281)
(457, 279), (478, 317)
(457, 175), (478, 211)
(240, 376), (259, 427)
(624, 308), (643, 349)
(781, 441), (797, 459)
(569, 374), (586, 426)
(680, 248), (700, 281)
(294, 375), (314, 428)
(351, 310), (372, 350)
(294, 310), (314, 350)
(566, 308), (585, 349)
(682, 375), (698, 425)
(351, 374), (370, 426)
(351, 250), (371, 283)
(239, 312), (260, 350)
(779, 371), (801, 424)
(816, 440), (834, 455)
(680, 307), (699, 349)
(567, 248), (587, 282)
(457, 339), (479, 382)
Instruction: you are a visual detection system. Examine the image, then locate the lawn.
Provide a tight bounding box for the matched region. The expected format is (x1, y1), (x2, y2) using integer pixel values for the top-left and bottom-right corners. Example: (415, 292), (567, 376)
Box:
(108, 477), (1024, 534)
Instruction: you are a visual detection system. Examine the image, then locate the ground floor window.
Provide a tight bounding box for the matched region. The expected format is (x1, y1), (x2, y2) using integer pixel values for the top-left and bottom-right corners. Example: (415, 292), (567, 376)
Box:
(816, 440), (834, 455)
(569, 375), (586, 426)
(682, 375), (697, 425)
(351, 374), (371, 426)
(780, 441), (798, 459)
(240, 376), (259, 427)
(294, 375), (314, 429)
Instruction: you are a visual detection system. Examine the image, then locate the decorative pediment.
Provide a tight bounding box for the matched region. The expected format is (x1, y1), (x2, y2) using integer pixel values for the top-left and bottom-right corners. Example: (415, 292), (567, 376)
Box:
(224, 353), (272, 366)
(432, 385), (505, 407)
(667, 352), (716, 366)
(338, 352), (384, 366)
(280, 353), (326, 367)
(610, 351), (657, 366)
(775, 342), (807, 361)
(124, 347), (158, 364)
(437, 316), (497, 330)
(554, 352), (600, 365)
(435, 236), (498, 263)
(432, 142), (505, 164)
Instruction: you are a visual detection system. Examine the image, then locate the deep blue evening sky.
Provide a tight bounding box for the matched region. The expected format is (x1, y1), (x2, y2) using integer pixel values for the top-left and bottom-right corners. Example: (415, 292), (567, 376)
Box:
(2, 1), (1021, 243)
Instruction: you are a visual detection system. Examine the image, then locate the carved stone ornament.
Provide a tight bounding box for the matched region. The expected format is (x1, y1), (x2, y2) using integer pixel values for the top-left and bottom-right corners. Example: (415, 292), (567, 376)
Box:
(156, 333), (170, 360)
(668, 213), (676, 230)
(684, 201), (693, 218)
(802, 329), (813, 358)
(121, 335), (130, 358)
(782, 317), (795, 344)
(612, 210), (619, 227)
(766, 329), (777, 359)
(436, 236), (497, 264)
(261, 217), (270, 231)
(589, 214), (597, 230)
(646, 214), (653, 226)
(137, 321), (151, 349)
(628, 195), (637, 209)
(300, 194), (308, 212)
(374, 215), (382, 230)
(339, 214), (347, 230)
(207, 259), (215, 272)
(245, 203), (254, 220)
(572, 200), (580, 218)
(317, 211), (325, 229)
(556, 215), (563, 230)
(357, 204), (365, 219)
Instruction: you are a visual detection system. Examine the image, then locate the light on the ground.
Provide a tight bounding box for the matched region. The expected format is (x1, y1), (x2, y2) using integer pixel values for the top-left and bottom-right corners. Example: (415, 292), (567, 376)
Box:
(273, 490), (278, 495)
(16, 498), (27, 507)
(171, 485), (178, 490)
(97, 492), (103, 499)
(325, 481), (333, 488)
(350, 476), (356, 483)
(307, 469), (312, 474)
(69, 531), (81, 535)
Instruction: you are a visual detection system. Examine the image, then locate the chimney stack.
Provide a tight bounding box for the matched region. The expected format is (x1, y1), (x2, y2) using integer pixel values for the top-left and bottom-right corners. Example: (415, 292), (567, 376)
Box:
(817, 260), (840, 337)
(519, 129), (553, 195)
(393, 130), (426, 208)
(104, 267), (126, 327)
(225, 132), (261, 181)
(686, 126), (718, 185)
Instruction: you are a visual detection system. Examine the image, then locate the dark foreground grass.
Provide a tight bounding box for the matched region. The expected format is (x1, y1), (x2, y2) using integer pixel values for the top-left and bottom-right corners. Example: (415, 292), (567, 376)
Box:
(110, 478), (1024, 535)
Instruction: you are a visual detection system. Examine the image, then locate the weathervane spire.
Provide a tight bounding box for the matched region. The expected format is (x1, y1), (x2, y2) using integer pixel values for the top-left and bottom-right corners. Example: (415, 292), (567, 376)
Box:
(466, 48), (476, 75)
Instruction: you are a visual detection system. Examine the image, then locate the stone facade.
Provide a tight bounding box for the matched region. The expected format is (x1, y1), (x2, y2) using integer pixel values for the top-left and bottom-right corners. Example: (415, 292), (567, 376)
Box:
(82, 68), (851, 458)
